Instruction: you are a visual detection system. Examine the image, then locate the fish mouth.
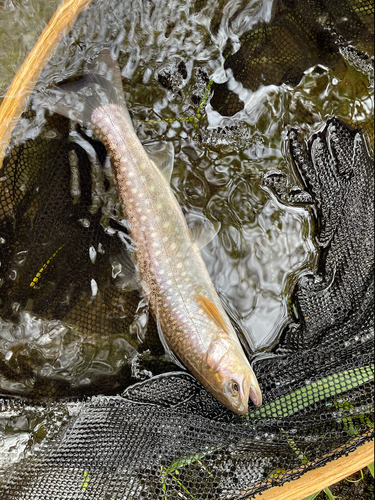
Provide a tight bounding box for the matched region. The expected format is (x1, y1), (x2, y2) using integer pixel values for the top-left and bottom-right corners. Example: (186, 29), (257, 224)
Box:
(245, 367), (263, 408)
(249, 385), (262, 407)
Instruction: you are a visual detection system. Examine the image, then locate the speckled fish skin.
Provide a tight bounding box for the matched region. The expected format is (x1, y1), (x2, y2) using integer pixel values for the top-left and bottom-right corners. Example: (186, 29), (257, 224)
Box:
(90, 102), (262, 414)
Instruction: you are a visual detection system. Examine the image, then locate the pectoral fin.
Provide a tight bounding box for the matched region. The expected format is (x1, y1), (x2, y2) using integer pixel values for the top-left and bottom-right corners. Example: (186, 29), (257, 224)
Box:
(196, 295), (229, 334)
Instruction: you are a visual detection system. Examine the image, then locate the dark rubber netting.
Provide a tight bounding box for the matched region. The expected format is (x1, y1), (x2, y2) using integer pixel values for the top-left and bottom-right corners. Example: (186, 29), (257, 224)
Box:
(0, 0), (373, 498)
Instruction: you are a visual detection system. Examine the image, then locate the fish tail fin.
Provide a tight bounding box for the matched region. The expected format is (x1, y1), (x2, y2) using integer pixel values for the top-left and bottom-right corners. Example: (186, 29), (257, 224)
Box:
(33, 50), (131, 129)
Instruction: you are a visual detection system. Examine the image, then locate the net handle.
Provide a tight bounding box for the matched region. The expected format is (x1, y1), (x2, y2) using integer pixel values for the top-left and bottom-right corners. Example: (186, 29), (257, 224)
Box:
(252, 432), (374, 500)
(0, 0), (93, 170)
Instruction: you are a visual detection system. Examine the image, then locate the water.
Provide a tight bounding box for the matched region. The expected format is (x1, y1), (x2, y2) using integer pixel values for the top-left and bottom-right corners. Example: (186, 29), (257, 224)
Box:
(0, 0), (373, 468)
(0, 0), (61, 101)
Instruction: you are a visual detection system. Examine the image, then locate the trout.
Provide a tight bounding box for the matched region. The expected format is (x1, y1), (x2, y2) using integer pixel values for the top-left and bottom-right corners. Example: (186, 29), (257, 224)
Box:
(35, 51), (262, 414)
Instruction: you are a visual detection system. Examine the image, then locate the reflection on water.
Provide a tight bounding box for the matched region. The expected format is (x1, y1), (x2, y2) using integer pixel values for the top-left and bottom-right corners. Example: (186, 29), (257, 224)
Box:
(203, 198), (314, 350)
(0, 0), (373, 465)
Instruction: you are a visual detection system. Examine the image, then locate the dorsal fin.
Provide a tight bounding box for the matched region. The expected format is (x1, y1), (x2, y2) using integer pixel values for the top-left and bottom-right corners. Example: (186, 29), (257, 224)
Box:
(143, 142), (174, 183)
(197, 295), (229, 334)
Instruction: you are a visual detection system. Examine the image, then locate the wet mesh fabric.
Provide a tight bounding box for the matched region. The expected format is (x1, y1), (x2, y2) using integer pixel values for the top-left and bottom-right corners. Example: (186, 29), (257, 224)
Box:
(264, 117), (374, 351)
(210, 0), (374, 118)
(0, 0), (374, 498)
(0, 354), (373, 499)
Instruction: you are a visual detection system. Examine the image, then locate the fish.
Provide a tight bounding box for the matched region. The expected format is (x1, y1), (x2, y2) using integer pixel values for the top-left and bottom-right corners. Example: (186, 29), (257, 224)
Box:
(34, 50), (262, 415)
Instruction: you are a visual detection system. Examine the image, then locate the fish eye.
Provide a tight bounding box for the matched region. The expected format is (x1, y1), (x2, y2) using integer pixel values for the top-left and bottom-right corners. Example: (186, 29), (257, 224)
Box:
(229, 380), (239, 396)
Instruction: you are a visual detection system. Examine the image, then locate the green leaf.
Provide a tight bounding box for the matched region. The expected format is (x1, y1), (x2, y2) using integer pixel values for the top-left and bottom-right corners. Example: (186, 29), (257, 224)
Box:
(166, 451), (209, 474)
(301, 491), (321, 500)
(368, 462), (374, 478)
(323, 487), (335, 500)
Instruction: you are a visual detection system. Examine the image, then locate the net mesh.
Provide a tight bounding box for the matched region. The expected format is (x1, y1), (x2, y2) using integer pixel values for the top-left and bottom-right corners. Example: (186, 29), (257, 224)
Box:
(0, 0), (373, 498)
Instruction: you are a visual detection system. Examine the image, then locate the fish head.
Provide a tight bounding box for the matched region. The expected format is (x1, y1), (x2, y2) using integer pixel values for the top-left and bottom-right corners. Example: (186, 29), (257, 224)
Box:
(202, 337), (262, 415)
